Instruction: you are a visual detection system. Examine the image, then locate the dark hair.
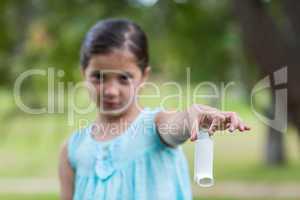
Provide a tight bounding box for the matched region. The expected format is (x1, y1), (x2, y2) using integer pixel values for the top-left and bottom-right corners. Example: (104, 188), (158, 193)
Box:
(80, 18), (149, 72)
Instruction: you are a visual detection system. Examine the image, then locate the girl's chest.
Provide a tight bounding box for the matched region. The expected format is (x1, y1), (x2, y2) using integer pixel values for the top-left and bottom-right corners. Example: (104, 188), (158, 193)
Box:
(74, 140), (114, 176)
(75, 139), (124, 180)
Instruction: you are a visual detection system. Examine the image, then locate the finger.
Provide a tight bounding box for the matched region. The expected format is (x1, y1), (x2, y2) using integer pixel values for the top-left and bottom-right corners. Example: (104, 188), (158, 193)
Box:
(187, 107), (199, 142)
(226, 122), (231, 129)
(244, 124), (251, 131)
(237, 118), (250, 132)
(228, 113), (239, 132)
(238, 123), (245, 131)
(208, 118), (219, 135)
(213, 113), (226, 130)
(219, 114), (227, 130)
(235, 117), (245, 131)
(190, 118), (199, 141)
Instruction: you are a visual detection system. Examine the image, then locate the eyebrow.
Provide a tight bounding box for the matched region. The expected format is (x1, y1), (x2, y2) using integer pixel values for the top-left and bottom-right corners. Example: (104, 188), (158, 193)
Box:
(90, 69), (134, 78)
(123, 71), (134, 78)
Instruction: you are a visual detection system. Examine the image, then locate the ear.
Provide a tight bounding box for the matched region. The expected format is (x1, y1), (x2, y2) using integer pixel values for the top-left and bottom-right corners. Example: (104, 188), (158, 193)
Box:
(141, 66), (151, 82)
(80, 67), (85, 78)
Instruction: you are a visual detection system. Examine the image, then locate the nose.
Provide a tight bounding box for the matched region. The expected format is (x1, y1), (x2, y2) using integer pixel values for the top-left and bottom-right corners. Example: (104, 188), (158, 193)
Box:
(103, 79), (119, 99)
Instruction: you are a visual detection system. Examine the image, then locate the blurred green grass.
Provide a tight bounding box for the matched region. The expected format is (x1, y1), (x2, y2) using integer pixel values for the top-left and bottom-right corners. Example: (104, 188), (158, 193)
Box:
(0, 86), (299, 199)
(0, 194), (58, 200)
(0, 194), (298, 200)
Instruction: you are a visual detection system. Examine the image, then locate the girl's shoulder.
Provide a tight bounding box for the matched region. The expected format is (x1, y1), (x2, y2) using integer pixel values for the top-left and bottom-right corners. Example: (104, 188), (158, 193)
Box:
(139, 106), (162, 124)
(130, 106), (173, 150)
(66, 125), (91, 169)
(67, 125), (91, 147)
(130, 106), (162, 136)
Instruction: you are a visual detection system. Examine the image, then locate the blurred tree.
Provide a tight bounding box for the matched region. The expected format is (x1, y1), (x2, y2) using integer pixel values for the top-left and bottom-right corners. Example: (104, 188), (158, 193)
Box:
(232, 0), (300, 165)
(0, 0), (246, 87)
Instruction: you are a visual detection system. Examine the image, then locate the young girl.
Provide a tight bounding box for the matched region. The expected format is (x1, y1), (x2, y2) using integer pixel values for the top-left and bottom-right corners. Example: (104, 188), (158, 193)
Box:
(59, 18), (250, 200)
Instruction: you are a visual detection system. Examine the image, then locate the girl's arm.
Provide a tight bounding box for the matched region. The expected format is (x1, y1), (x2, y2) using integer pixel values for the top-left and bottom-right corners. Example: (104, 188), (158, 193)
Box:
(155, 104), (250, 147)
(58, 141), (74, 200)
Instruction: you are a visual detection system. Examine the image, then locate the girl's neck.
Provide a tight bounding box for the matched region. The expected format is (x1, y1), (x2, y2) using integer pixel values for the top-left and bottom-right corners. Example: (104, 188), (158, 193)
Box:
(96, 106), (143, 125)
(92, 106), (143, 141)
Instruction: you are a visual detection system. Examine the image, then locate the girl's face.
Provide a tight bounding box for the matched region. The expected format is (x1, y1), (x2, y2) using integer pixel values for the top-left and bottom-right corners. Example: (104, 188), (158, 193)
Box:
(82, 50), (150, 117)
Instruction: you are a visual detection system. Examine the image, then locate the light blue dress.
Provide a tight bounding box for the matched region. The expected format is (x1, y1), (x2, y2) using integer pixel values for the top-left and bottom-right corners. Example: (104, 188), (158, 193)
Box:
(67, 107), (192, 200)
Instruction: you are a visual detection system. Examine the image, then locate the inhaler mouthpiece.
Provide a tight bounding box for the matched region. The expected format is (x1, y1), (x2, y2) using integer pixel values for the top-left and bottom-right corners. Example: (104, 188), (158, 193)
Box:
(194, 130), (214, 187)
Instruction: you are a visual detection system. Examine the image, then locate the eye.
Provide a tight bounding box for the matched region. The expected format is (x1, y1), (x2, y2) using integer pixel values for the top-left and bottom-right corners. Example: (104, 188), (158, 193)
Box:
(90, 72), (104, 83)
(119, 74), (130, 84)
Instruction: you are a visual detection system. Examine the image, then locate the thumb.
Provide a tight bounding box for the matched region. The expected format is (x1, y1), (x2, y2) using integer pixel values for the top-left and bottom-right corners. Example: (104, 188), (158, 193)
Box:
(190, 117), (199, 142)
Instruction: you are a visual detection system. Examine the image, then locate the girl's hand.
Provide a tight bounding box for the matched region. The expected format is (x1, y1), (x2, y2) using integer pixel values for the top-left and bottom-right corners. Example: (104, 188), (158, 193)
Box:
(187, 104), (251, 141)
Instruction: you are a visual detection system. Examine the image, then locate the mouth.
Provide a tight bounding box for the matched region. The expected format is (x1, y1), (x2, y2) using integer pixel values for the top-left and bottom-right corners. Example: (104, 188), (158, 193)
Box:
(103, 101), (120, 109)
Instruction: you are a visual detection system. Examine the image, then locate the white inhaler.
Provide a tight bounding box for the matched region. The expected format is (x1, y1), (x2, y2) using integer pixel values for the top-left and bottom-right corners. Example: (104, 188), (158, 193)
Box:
(194, 130), (214, 187)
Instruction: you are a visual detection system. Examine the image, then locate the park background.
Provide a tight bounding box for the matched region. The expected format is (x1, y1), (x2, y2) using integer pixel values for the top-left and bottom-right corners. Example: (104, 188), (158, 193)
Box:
(0, 0), (300, 199)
